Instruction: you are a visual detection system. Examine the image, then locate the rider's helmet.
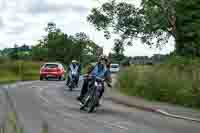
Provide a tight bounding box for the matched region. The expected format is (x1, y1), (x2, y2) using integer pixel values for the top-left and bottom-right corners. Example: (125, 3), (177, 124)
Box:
(98, 55), (108, 64)
(72, 60), (77, 63)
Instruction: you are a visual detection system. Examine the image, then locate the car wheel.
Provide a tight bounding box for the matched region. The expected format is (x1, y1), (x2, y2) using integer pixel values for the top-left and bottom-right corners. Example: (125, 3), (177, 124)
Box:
(62, 75), (66, 81)
(59, 75), (65, 81)
(58, 76), (62, 81)
(40, 76), (44, 80)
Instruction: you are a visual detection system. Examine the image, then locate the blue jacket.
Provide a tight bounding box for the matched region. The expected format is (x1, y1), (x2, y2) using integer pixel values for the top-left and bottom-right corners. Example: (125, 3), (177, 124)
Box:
(90, 64), (107, 78)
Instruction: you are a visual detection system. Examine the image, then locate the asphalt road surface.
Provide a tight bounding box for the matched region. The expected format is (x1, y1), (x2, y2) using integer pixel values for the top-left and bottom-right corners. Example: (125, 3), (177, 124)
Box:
(4, 81), (200, 133)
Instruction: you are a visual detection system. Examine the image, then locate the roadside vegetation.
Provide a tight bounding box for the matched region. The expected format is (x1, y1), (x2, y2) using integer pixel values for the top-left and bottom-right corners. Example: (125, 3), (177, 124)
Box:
(0, 112), (49, 133)
(0, 22), (103, 83)
(0, 60), (42, 84)
(116, 56), (200, 109)
(0, 112), (24, 133)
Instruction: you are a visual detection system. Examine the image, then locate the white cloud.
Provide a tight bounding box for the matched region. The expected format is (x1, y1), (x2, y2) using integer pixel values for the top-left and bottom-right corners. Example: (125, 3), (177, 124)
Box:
(0, 17), (4, 28)
(0, 0), (174, 56)
(27, 0), (89, 15)
(125, 38), (175, 57)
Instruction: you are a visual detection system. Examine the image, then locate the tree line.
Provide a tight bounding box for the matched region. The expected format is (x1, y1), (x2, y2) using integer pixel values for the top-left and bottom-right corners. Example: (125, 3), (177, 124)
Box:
(0, 22), (103, 66)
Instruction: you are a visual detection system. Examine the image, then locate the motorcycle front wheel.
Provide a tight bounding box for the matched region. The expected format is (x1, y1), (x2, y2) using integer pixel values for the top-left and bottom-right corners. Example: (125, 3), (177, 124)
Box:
(87, 95), (99, 113)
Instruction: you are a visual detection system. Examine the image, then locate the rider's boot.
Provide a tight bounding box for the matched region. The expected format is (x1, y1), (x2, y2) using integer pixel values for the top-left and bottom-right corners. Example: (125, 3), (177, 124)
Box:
(66, 76), (70, 86)
(96, 87), (105, 107)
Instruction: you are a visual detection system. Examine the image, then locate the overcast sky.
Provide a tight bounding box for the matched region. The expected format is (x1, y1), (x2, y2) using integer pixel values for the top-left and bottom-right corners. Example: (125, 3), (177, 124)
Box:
(0, 0), (174, 57)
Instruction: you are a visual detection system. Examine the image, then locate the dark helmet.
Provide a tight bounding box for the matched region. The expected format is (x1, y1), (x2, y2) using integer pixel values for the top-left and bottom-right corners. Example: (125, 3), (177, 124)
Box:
(98, 55), (108, 63)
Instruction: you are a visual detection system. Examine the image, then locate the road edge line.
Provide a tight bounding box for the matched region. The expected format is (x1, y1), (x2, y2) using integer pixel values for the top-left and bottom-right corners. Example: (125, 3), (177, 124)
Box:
(107, 96), (200, 123)
(156, 109), (200, 123)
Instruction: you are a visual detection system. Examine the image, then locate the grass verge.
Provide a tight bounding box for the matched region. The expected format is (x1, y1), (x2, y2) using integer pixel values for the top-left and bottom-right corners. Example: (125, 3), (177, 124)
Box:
(116, 56), (200, 109)
(0, 112), (23, 133)
(0, 60), (42, 84)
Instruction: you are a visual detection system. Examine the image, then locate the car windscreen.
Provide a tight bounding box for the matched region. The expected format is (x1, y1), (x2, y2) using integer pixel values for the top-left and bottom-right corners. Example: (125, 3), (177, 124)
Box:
(44, 64), (58, 68)
(111, 64), (119, 68)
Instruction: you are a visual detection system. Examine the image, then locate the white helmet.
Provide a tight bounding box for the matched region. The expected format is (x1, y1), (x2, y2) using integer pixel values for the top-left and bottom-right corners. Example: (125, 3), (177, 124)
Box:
(72, 60), (77, 63)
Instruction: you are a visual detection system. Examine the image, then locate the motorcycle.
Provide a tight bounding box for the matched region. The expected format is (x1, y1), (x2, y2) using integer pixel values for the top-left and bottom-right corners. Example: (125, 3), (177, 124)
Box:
(68, 70), (78, 91)
(80, 75), (112, 113)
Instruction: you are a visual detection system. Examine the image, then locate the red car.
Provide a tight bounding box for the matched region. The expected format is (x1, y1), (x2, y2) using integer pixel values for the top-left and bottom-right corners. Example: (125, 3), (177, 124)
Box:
(40, 63), (66, 80)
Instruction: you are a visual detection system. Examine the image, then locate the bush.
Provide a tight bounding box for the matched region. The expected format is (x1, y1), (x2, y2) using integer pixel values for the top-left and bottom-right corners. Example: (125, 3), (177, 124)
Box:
(0, 60), (42, 83)
(0, 56), (10, 63)
(117, 56), (200, 109)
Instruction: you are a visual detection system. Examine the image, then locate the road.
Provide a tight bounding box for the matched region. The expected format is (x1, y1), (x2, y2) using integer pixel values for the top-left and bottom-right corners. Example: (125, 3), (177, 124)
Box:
(4, 80), (200, 133)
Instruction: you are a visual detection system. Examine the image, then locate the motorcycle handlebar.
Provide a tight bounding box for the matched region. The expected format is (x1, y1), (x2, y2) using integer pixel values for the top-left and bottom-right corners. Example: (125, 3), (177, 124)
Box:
(81, 74), (112, 88)
(81, 75), (104, 81)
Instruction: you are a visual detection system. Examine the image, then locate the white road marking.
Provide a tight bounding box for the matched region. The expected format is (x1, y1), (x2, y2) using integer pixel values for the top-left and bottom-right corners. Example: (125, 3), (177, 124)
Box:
(93, 119), (129, 130)
(58, 110), (129, 131)
(50, 124), (67, 133)
(156, 109), (200, 123)
(39, 94), (50, 105)
(39, 87), (43, 92)
(37, 87), (52, 105)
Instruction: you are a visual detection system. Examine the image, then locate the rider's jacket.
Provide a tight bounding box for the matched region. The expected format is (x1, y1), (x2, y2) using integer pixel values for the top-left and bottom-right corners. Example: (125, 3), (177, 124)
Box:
(69, 64), (79, 75)
(90, 63), (110, 79)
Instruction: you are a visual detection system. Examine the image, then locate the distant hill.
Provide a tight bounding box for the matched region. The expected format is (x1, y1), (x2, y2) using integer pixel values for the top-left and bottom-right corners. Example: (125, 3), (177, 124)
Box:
(1, 45), (31, 56)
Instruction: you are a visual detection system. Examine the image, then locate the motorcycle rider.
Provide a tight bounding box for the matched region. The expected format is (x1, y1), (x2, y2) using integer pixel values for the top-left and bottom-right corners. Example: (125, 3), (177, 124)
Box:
(77, 56), (112, 104)
(66, 60), (80, 87)
(76, 61), (82, 86)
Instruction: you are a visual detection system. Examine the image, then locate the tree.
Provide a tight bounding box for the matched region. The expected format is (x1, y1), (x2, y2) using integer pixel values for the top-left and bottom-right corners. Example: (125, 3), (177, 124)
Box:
(175, 0), (200, 56)
(87, 0), (200, 57)
(32, 22), (101, 65)
(9, 44), (19, 60)
(32, 45), (48, 61)
(45, 22), (57, 33)
(111, 39), (125, 63)
(20, 44), (31, 52)
(113, 39), (124, 56)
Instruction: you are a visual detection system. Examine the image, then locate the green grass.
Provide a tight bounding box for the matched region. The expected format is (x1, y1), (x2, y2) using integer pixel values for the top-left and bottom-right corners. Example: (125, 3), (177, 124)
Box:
(0, 60), (42, 84)
(0, 112), (24, 133)
(0, 111), (50, 133)
(117, 56), (200, 109)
